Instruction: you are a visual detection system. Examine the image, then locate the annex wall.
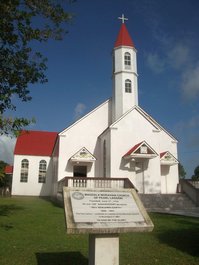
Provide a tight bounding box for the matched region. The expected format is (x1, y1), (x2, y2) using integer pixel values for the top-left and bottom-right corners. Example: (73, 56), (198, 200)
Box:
(12, 155), (53, 196)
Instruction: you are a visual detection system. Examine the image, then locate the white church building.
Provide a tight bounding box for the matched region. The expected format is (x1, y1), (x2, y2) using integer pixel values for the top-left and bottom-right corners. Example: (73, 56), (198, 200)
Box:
(11, 18), (179, 197)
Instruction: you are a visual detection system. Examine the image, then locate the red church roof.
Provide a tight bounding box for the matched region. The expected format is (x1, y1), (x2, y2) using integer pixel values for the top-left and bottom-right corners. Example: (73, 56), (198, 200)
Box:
(14, 130), (58, 156)
(114, 23), (135, 48)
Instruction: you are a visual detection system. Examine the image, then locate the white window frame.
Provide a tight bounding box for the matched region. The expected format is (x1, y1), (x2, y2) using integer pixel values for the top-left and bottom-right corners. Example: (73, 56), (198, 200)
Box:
(38, 160), (47, 183)
(20, 159), (29, 182)
(124, 52), (131, 69)
(125, 79), (132, 93)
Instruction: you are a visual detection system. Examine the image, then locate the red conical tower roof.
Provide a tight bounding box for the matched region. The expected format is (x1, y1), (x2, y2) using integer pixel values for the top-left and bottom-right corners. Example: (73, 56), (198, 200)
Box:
(114, 23), (135, 48)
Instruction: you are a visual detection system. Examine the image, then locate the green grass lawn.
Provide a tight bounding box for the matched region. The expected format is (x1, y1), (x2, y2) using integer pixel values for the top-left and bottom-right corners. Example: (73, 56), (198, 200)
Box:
(0, 197), (198, 265)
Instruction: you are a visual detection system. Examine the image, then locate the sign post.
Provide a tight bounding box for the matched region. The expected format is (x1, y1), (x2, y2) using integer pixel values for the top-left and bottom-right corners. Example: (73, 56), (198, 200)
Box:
(63, 188), (154, 265)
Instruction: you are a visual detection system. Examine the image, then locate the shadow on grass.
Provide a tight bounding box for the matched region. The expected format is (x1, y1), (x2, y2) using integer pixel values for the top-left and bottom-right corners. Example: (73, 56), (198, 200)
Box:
(158, 228), (199, 257)
(39, 196), (64, 208)
(0, 204), (24, 216)
(0, 223), (14, 230)
(36, 251), (88, 265)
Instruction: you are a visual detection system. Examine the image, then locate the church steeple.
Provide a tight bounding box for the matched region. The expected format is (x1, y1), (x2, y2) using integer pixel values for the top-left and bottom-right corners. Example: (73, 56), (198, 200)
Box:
(114, 23), (135, 48)
(112, 15), (138, 122)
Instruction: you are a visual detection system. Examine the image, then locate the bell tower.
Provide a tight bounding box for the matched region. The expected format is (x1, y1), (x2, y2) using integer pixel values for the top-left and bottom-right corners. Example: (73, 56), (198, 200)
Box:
(112, 15), (138, 122)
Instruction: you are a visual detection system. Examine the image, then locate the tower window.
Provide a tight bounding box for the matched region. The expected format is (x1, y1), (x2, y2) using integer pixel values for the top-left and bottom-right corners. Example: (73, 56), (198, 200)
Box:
(20, 159), (29, 182)
(125, 79), (132, 93)
(38, 160), (47, 183)
(124, 52), (131, 69)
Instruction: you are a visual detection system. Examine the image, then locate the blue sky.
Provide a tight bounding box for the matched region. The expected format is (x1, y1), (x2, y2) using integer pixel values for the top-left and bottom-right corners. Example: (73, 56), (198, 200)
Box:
(1, 0), (199, 177)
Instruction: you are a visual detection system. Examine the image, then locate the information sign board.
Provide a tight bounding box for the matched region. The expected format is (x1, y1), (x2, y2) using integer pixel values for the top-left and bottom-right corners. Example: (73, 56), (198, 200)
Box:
(63, 188), (154, 234)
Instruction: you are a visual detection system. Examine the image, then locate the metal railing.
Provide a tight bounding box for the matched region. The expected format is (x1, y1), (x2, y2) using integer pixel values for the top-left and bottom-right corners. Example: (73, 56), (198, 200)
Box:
(58, 177), (135, 193)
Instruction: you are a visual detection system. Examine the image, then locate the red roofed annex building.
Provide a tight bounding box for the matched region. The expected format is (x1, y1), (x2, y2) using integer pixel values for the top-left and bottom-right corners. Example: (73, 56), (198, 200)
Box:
(11, 17), (179, 196)
(12, 131), (58, 196)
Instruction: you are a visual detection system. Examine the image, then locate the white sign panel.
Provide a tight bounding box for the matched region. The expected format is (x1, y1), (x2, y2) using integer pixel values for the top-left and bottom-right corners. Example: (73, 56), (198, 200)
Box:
(70, 191), (144, 223)
(63, 188), (154, 234)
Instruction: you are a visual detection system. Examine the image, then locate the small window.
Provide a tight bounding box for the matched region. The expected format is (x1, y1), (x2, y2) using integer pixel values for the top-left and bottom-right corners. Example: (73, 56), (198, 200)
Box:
(125, 79), (132, 93)
(20, 159), (29, 182)
(38, 160), (47, 183)
(124, 52), (131, 69)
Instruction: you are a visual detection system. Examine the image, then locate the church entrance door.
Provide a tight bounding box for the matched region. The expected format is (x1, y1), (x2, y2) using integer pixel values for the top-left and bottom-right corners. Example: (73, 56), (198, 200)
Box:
(135, 162), (144, 193)
(73, 165), (87, 177)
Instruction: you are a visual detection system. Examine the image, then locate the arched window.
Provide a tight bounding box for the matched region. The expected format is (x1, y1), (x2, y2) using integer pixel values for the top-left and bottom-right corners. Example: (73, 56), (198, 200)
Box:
(38, 160), (47, 183)
(124, 52), (131, 69)
(125, 79), (132, 93)
(20, 159), (29, 182)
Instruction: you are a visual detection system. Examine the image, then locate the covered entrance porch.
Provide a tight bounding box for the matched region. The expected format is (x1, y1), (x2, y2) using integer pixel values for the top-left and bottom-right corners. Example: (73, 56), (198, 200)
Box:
(123, 141), (158, 193)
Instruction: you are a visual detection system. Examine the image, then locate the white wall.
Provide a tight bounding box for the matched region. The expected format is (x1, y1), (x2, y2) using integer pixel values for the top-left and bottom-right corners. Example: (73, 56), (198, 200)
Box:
(158, 128), (179, 193)
(58, 100), (111, 181)
(161, 164), (179, 193)
(108, 108), (178, 193)
(12, 155), (53, 196)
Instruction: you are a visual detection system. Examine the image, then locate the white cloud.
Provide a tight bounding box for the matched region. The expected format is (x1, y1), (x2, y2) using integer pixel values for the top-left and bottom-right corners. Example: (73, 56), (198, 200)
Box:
(146, 43), (191, 73)
(74, 103), (86, 120)
(167, 43), (190, 70)
(145, 39), (199, 101)
(0, 135), (16, 164)
(145, 52), (166, 73)
(181, 64), (199, 100)
(175, 115), (199, 132)
(167, 43), (199, 100)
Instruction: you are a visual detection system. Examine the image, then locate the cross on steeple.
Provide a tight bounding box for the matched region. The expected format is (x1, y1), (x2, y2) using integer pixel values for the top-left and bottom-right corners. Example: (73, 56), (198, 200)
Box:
(118, 14), (128, 24)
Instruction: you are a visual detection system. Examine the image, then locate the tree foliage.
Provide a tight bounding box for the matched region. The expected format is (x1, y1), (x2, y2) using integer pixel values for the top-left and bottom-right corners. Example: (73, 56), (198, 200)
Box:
(191, 165), (199, 181)
(0, 160), (8, 187)
(0, 0), (74, 135)
(178, 163), (186, 179)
